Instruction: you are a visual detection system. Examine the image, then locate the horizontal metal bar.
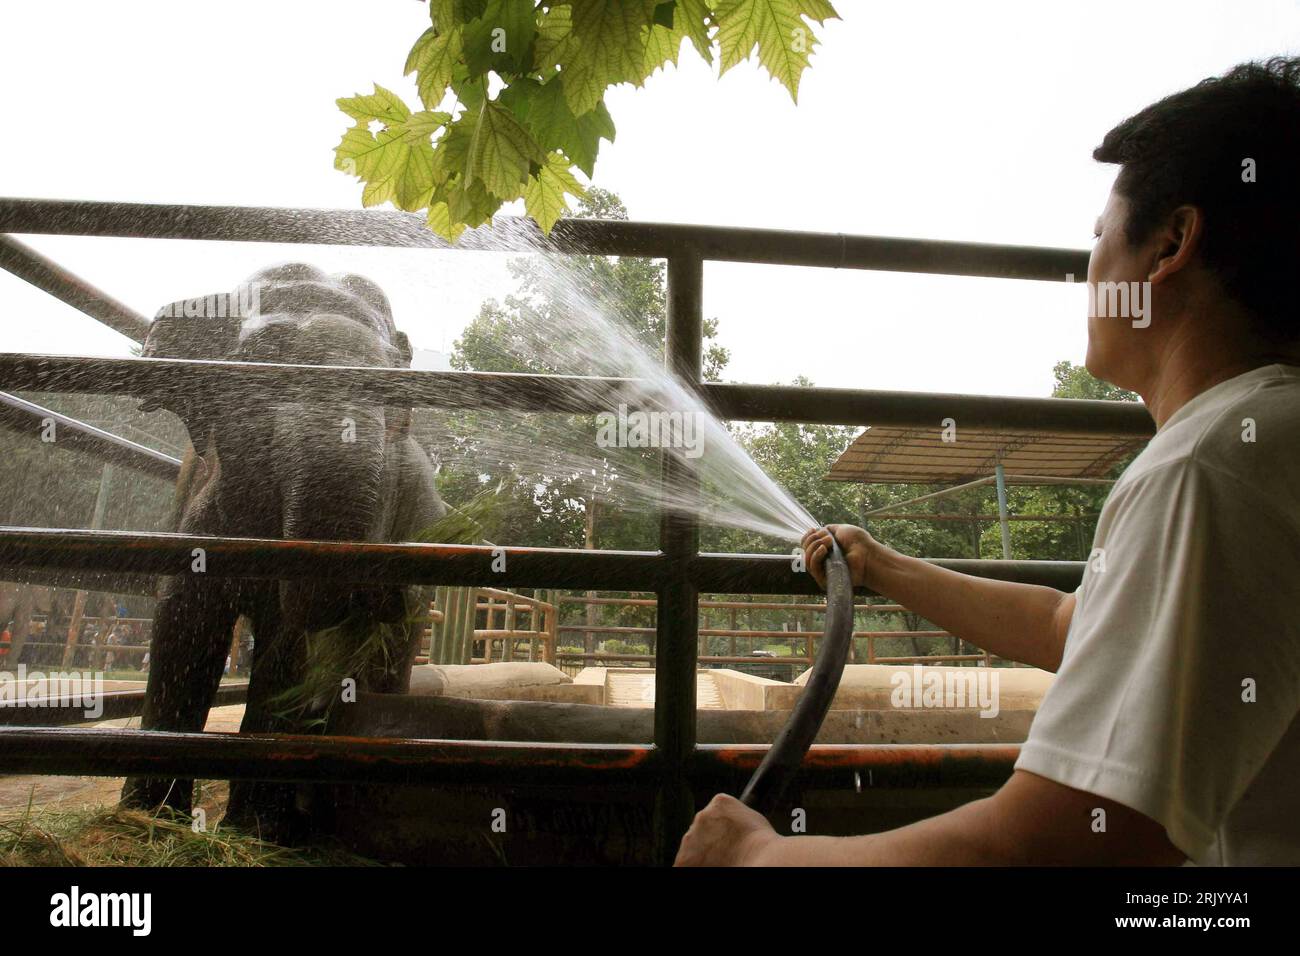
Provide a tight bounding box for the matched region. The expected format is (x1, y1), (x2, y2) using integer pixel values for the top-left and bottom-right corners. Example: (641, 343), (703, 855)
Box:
(866, 513), (1097, 522)
(693, 743), (1019, 789)
(1002, 473), (1117, 485)
(0, 353), (1156, 435)
(706, 382), (1154, 434)
(0, 233), (151, 341)
(0, 725), (1017, 789)
(0, 527), (671, 591)
(0, 683), (247, 727)
(0, 390), (181, 480)
(20, 640), (148, 653)
(0, 353), (636, 416)
(0, 726), (660, 785)
(0, 198), (1088, 281)
(0, 527), (1086, 594)
(0, 563), (161, 597)
(689, 551), (1084, 594)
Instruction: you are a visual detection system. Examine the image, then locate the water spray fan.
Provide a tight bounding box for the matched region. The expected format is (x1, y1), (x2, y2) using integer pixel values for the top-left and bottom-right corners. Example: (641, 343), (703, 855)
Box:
(740, 530), (855, 816)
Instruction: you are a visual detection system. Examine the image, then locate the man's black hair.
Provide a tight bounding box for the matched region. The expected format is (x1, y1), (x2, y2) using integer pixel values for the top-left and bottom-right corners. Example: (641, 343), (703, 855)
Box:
(1094, 56), (1300, 341)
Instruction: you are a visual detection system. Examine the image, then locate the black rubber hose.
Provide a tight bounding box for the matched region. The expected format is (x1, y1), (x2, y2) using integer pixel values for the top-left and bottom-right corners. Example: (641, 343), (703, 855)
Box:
(740, 530), (854, 816)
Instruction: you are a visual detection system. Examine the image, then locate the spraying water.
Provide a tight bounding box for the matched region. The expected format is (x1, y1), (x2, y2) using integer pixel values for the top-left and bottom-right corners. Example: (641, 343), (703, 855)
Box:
(428, 217), (820, 547)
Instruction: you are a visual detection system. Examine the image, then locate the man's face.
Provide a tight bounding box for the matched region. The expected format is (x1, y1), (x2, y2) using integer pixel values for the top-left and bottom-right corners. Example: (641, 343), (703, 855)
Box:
(1085, 185), (1155, 390)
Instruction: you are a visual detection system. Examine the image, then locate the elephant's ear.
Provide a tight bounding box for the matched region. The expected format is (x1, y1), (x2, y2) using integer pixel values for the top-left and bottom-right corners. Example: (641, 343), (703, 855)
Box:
(393, 331), (413, 369)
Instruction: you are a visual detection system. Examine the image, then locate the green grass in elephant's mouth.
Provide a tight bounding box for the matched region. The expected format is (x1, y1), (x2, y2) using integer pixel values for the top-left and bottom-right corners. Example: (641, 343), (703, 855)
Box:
(270, 487), (506, 727)
(268, 612), (421, 730)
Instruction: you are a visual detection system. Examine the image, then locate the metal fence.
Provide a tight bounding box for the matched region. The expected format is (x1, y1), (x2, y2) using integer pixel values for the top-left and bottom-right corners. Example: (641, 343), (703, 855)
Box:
(0, 197), (1155, 863)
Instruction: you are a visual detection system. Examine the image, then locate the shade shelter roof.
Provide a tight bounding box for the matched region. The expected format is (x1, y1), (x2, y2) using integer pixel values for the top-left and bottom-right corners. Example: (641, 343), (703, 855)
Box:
(826, 424), (1147, 485)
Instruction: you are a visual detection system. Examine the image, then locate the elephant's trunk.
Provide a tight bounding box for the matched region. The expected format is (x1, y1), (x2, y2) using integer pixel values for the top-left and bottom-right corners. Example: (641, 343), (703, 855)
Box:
(258, 311), (401, 632)
(273, 402), (389, 631)
(276, 407), (386, 540)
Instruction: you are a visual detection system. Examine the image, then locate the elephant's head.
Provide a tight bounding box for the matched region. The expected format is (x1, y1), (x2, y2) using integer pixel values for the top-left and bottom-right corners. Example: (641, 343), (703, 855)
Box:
(143, 264), (421, 551)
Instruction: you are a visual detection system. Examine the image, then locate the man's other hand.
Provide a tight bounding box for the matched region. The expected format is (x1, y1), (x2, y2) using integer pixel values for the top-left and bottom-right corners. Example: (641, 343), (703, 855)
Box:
(674, 794), (782, 866)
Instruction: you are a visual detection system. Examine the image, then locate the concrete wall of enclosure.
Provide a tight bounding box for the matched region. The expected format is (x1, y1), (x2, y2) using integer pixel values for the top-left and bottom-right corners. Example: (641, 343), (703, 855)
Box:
(0, 198), (1155, 864)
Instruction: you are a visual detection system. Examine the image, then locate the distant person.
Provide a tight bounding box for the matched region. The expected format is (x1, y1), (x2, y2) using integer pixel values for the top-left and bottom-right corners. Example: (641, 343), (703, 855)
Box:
(0, 620), (12, 671)
(679, 57), (1300, 866)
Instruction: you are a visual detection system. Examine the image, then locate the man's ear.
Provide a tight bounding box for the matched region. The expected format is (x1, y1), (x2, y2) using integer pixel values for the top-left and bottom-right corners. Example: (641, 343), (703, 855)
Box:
(1149, 205), (1204, 285)
(393, 331), (413, 368)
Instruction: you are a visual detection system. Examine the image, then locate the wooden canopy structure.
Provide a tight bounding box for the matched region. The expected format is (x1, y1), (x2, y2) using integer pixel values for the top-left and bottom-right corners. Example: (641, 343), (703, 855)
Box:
(826, 423), (1149, 557)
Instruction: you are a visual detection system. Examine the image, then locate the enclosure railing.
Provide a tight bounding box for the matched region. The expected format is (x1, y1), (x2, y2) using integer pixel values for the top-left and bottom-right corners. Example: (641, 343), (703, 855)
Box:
(422, 587), (557, 666)
(0, 198), (1155, 864)
(555, 592), (994, 677)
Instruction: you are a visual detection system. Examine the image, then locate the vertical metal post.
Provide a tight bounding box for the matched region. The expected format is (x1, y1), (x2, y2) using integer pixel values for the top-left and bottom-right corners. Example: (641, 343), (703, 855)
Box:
(654, 250), (703, 866)
(994, 462), (1012, 560)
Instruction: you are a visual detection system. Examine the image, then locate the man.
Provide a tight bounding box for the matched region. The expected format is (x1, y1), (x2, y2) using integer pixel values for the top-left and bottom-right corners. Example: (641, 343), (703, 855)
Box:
(676, 57), (1300, 866)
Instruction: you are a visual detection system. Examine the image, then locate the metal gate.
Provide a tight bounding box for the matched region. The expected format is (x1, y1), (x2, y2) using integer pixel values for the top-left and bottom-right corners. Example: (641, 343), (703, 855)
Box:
(0, 197), (1154, 863)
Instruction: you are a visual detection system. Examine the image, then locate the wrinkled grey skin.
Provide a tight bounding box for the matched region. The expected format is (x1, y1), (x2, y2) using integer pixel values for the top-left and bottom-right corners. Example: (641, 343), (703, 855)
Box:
(120, 264), (446, 838)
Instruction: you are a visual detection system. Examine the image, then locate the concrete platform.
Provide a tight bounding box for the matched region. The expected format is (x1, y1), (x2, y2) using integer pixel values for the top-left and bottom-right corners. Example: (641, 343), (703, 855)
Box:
(407, 662), (601, 704)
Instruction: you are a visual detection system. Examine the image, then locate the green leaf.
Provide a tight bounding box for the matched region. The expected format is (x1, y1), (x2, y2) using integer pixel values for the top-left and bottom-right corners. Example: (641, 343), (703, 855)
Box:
(675, 0), (714, 61)
(433, 107), (480, 182)
(796, 0), (838, 19)
(644, 0), (712, 71)
(335, 121), (436, 213)
(429, 0), (458, 33)
(547, 0), (658, 115)
(405, 27), (463, 110)
(465, 99), (547, 200)
(447, 176), (499, 227)
(463, 0), (538, 75)
(451, 66), (489, 111)
(335, 85), (442, 213)
(532, 3), (573, 68)
(714, 0), (838, 102)
(402, 110), (453, 144)
(427, 201), (467, 242)
(335, 124), (436, 213)
(642, 20), (685, 76)
(337, 84), (411, 125)
(524, 152), (588, 233)
(499, 77), (615, 177)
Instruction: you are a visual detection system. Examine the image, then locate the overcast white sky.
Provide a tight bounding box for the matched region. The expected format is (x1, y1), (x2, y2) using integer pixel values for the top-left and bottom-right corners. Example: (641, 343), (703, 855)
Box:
(1, 1), (1296, 396)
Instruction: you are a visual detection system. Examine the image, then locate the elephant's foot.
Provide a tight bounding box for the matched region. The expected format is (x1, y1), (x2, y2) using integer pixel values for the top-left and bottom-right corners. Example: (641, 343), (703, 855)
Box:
(222, 781), (311, 845)
(119, 776), (194, 816)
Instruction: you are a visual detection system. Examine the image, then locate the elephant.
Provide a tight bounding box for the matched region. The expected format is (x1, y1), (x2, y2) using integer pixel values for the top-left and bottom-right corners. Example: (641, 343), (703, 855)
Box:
(119, 263), (447, 838)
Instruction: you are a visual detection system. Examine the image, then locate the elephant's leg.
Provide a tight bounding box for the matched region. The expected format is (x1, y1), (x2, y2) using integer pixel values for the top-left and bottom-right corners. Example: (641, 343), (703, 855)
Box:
(222, 591), (310, 840)
(120, 579), (237, 813)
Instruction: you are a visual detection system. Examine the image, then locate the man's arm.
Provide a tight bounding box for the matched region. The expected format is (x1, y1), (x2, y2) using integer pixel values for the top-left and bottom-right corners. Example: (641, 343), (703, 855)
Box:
(804, 526), (1075, 672)
(675, 771), (1186, 866)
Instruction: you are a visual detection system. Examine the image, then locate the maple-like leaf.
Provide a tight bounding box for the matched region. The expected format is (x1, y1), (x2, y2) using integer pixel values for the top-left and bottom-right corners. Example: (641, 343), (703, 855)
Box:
(335, 85), (440, 212)
(499, 77), (615, 177)
(524, 151), (588, 233)
(406, 26), (464, 110)
(466, 99), (548, 200)
(337, 85), (411, 126)
(714, 0), (838, 102)
(547, 0), (658, 115)
(427, 200), (467, 243)
(463, 0), (538, 75)
(644, 0), (713, 73)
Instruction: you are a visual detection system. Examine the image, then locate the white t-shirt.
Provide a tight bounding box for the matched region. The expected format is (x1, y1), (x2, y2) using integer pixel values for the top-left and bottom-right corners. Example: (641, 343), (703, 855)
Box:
(1015, 363), (1300, 865)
